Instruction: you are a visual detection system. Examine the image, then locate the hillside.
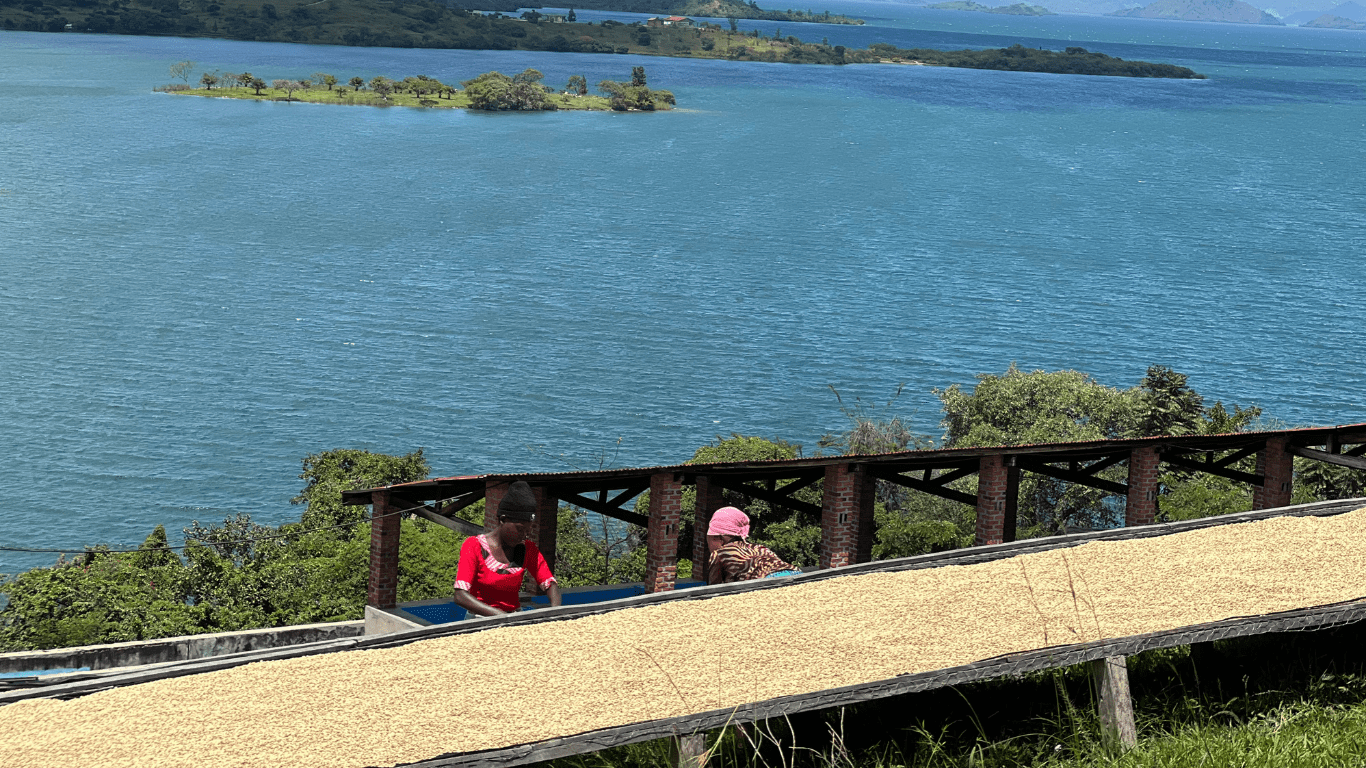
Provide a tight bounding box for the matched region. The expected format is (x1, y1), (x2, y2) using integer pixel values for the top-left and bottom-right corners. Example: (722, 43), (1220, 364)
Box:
(1110, 0), (1285, 23)
(1302, 11), (1366, 24)
(928, 2), (1057, 15)
(445, 0), (865, 24)
(1285, 0), (1366, 22)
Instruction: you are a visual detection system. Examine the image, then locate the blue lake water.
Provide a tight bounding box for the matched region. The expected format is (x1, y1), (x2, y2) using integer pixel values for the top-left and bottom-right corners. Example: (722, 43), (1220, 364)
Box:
(2, 4), (1364, 577)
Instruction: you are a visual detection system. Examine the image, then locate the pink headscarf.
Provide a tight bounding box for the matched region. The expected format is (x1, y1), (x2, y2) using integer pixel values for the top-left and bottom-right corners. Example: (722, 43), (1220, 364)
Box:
(707, 506), (750, 539)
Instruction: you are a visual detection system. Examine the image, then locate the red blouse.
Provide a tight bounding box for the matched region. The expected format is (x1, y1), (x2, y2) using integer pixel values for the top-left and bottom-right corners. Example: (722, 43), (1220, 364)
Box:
(454, 534), (556, 614)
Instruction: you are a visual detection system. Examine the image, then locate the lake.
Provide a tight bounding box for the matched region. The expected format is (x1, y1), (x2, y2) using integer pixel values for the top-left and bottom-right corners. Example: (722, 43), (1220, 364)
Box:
(1, 4), (1364, 576)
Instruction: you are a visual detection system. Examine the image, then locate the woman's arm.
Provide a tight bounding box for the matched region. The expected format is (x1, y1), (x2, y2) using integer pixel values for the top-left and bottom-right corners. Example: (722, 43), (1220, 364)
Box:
(453, 588), (505, 617)
(707, 556), (725, 586)
(545, 581), (562, 607)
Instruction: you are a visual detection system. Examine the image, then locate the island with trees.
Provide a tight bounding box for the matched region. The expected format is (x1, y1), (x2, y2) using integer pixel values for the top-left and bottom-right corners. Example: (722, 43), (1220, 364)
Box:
(11, 0), (1204, 78)
(159, 64), (677, 111)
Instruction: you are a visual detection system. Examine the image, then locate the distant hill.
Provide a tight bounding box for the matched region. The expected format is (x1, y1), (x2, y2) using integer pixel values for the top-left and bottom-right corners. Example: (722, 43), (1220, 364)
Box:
(1302, 11), (1366, 24)
(1284, 1), (1366, 23)
(927, 1), (1057, 14)
(1110, 0), (1284, 23)
(454, 0), (865, 24)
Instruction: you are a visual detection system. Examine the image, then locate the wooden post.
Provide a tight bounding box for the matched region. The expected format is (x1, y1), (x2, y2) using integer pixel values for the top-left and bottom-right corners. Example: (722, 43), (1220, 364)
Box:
(693, 475), (725, 582)
(1003, 461), (1019, 543)
(1090, 656), (1137, 750)
(669, 733), (707, 768)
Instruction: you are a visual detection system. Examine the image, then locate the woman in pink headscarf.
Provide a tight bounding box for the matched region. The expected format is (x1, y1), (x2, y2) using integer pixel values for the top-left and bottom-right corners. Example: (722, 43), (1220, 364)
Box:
(705, 506), (802, 584)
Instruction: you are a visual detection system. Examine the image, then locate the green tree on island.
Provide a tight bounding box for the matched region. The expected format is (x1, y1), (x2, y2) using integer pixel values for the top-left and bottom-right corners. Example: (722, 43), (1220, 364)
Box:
(348, 76), (365, 92)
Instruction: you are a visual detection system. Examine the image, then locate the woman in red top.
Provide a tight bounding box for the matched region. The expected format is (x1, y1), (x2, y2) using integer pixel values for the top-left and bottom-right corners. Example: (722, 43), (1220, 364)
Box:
(453, 481), (562, 616)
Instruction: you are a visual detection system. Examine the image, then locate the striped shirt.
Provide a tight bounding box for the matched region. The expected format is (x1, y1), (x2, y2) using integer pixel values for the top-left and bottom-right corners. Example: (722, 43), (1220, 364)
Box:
(708, 541), (796, 583)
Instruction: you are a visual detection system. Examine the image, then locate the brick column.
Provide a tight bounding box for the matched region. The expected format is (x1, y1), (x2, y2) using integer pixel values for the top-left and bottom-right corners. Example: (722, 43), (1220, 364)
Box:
(1253, 436), (1294, 509)
(976, 454), (1008, 546)
(1126, 446), (1160, 526)
(532, 487), (558, 572)
(693, 475), (726, 581)
(484, 480), (507, 529)
(367, 491), (400, 609)
(821, 463), (875, 569)
(645, 472), (683, 593)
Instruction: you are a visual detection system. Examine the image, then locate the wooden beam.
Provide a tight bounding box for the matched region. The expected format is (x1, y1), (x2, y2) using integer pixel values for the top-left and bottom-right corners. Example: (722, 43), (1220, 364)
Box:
(410, 504), (484, 537)
(557, 492), (649, 527)
(1349, 444), (1366, 458)
(710, 477), (823, 518)
(1161, 452), (1264, 486)
(1289, 445), (1366, 472)
(434, 491), (485, 518)
(773, 472), (824, 497)
(1079, 453), (1129, 476)
(868, 467), (978, 506)
(924, 464), (979, 487)
(1016, 459), (1128, 495)
(1211, 445), (1260, 469)
(607, 484), (651, 509)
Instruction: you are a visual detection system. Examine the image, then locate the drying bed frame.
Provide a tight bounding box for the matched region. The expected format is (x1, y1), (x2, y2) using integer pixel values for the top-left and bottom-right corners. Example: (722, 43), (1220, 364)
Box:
(3, 498), (1363, 767)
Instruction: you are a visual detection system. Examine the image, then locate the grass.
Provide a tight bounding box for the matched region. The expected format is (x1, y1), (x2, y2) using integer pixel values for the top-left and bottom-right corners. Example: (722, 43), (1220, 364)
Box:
(163, 84), (616, 111)
(538, 624), (1366, 768)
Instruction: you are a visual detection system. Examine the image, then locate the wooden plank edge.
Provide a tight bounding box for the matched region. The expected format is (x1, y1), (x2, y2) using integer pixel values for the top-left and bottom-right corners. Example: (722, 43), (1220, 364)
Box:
(0, 635), (366, 705)
(391, 597), (1366, 768)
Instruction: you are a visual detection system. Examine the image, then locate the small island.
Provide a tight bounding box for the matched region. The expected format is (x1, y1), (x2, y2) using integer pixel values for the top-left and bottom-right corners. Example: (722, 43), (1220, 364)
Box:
(866, 43), (1206, 78)
(159, 66), (676, 111)
(928, 2), (1056, 16)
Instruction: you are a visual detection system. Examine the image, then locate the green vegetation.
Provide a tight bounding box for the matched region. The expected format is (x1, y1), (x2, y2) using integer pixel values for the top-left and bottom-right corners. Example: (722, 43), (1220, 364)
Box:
(545, 0), (865, 25)
(6, 0), (1203, 77)
(928, 1), (1056, 16)
(162, 65), (673, 111)
(866, 43), (1207, 79)
(5, 365), (1355, 653)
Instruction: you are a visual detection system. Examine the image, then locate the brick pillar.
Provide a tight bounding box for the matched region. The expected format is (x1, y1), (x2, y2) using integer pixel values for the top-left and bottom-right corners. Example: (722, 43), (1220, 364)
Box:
(367, 491), (400, 609)
(693, 475), (726, 581)
(484, 480), (507, 529)
(532, 487), (558, 572)
(820, 463), (875, 569)
(1126, 446), (1160, 526)
(976, 454), (1008, 546)
(645, 472), (683, 593)
(1253, 436), (1294, 509)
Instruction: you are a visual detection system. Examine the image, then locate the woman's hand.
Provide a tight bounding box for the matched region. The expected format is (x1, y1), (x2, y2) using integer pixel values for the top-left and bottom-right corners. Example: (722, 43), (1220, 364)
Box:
(453, 588), (505, 617)
(546, 582), (562, 608)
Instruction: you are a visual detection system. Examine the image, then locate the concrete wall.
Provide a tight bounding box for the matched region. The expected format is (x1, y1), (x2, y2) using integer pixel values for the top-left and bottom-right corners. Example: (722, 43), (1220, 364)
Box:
(0, 620), (364, 674)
